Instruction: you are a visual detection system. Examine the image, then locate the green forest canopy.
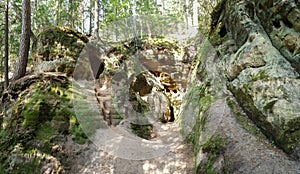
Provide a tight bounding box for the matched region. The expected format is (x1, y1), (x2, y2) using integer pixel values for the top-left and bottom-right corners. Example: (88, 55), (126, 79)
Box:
(0, 0), (219, 82)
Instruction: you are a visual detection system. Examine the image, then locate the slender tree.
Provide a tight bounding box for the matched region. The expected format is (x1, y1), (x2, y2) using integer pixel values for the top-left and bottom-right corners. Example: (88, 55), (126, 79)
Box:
(32, 0), (38, 29)
(12, 0), (31, 80)
(4, 0), (9, 88)
(56, 0), (60, 26)
(94, 0), (99, 37)
(132, 0), (137, 39)
(89, 0), (93, 34)
(192, 0), (198, 28)
(185, 0), (192, 27)
(81, 1), (85, 32)
(68, 0), (74, 28)
(11, 1), (36, 43)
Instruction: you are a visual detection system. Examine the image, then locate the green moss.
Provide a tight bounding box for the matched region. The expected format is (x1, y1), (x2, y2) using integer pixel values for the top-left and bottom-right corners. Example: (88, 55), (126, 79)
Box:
(183, 84), (208, 107)
(21, 103), (40, 128)
(202, 136), (226, 154)
(21, 86), (52, 128)
(115, 111), (124, 120)
(200, 96), (213, 113)
(71, 123), (88, 144)
(0, 130), (16, 156)
(263, 100), (277, 111)
(197, 136), (228, 174)
(181, 83), (215, 173)
(251, 70), (268, 81)
(2, 76), (89, 156)
(184, 83), (212, 140)
(199, 96), (213, 130)
(0, 148), (44, 174)
(278, 129), (300, 153)
(32, 27), (88, 74)
(69, 110), (88, 144)
(130, 123), (154, 140)
(36, 123), (56, 142)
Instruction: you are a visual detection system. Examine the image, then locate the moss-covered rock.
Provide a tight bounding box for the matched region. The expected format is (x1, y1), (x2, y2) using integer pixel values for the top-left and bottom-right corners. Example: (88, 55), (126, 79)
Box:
(0, 74), (88, 173)
(32, 27), (88, 76)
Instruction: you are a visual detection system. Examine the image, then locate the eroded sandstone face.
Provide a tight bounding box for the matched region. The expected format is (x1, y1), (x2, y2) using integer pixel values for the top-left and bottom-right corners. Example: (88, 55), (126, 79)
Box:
(175, 0), (300, 173)
(212, 0), (300, 160)
(256, 0), (300, 73)
(92, 38), (193, 139)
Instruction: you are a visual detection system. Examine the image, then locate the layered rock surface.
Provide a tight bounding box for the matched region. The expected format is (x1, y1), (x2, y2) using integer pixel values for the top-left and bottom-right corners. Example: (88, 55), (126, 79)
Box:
(213, 0), (300, 158)
(177, 0), (300, 173)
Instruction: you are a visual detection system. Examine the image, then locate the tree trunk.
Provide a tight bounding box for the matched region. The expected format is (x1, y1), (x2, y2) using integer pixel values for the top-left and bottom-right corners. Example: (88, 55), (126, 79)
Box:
(56, 0), (60, 26)
(94, 0), (99, 37)
(81, 1), (85, 33)
(11, 1), (36, 43)
(192, 0), (198, 28)
(89, 0), (93, 35)
(34, 0), (38, 29)
(12, 0), (31, 81)
(68, 0), (73, 28)
(185, 0), (192, 27)
(4, 0), (9, 88)
(132, 0), (137, 39)
(99, 0), (104, 22)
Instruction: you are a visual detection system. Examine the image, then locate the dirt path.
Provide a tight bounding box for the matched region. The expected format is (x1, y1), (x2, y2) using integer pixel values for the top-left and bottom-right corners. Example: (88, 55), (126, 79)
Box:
(72, 79), (195, 174)
(79, 126), (194, 174)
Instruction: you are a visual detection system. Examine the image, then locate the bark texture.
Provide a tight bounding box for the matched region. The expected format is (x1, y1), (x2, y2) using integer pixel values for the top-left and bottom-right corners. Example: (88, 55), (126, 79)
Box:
(12, 0), (31, 80)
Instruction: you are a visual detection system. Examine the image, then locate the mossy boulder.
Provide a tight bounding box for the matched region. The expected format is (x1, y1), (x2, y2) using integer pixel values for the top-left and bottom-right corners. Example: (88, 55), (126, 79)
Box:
(32, 27), (89, 76)
(0, 74), (88, 173)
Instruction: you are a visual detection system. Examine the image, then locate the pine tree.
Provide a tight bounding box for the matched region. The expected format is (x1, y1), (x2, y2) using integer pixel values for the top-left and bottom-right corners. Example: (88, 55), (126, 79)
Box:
(12, 0), (31, 80)
(4, 0), (9, 88)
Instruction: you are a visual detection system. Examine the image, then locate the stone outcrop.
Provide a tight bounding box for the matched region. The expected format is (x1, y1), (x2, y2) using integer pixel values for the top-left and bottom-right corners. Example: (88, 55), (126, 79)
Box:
(215, 0), (300, 158)
(178, 0), (300, 173)
(32, 27), (88, 76)
(0, 27), (92, 173)
(0, 74), (91, 173)
(89, 38), (191, 136)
